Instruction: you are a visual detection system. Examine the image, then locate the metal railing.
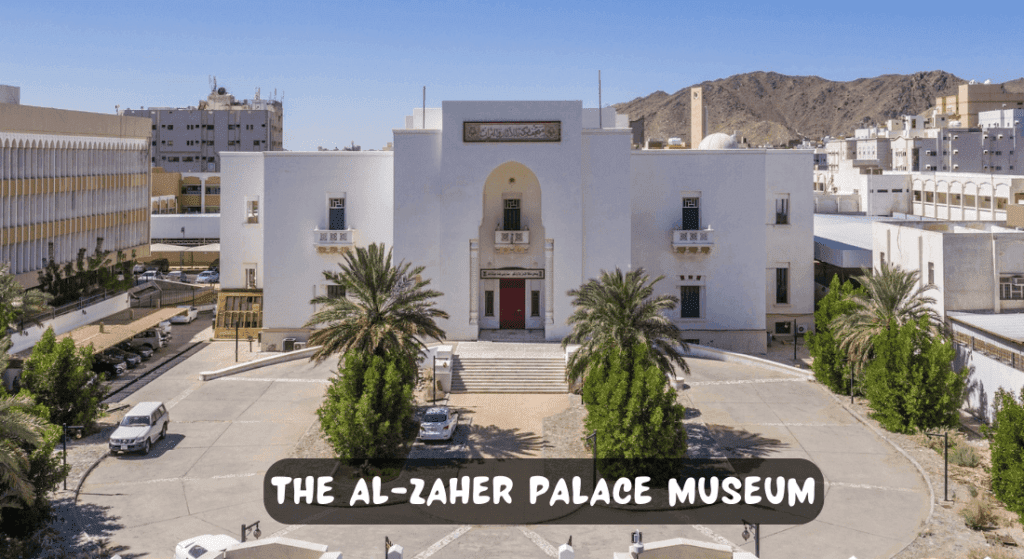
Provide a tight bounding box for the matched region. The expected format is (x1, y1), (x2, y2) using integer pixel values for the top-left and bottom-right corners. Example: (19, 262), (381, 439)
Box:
(314, 228), (354, 245)
(672, 228), (715, 246)
(16, 289), (119, 332)
(495, 230), (529, 245)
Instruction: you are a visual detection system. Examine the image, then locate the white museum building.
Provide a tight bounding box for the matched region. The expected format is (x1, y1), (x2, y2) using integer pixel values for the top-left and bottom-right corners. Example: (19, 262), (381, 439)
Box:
(219, 100), (813, 354)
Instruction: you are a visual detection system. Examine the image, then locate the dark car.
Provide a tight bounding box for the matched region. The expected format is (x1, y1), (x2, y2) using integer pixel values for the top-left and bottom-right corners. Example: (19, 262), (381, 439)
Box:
(118, 341), (152, 360)
(94, 355), (127, 378)
(105, 348), (141, 369)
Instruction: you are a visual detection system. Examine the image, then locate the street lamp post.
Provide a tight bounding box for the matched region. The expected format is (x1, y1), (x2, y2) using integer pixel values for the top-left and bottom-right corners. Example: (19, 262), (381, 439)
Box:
(241, 520), (261, 542)
(62, 424), (84, 490)
(741, 520), (760, 557)
(585, 430), (598, 483)
(180, 226), (185, 270)
(925, 431), (949, 501)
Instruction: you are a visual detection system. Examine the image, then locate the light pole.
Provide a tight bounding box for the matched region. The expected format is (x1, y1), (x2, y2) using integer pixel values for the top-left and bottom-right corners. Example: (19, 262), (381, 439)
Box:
(180, 226), (185, 270)
(586, 430), (598, 483)
(62, 424), (84, 490)
(241, 520), (261, 542)
(925, 431), (949, 501)
(741, 520), (760, 557)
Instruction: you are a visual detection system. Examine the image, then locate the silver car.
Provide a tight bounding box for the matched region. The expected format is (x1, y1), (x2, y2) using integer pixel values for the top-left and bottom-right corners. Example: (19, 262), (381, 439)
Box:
(109, 401), (169, 455)
(418, 406), (459, 441)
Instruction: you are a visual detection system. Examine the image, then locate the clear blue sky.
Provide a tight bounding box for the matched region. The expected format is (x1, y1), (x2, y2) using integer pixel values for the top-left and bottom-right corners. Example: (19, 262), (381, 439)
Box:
(3, 0), (1022, 151)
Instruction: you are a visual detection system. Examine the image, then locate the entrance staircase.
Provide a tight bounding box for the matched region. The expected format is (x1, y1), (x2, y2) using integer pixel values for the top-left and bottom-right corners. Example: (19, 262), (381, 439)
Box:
(450, 342), (568, 394)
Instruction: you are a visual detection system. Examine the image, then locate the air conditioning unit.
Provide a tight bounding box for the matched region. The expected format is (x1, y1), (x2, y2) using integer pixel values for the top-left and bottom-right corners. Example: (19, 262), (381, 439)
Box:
(796, 325), (808, 334)
(294, 342), (307, 350)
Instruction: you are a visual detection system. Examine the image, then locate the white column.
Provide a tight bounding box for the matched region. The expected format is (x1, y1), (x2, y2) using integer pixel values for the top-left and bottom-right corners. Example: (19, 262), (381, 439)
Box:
(469, 239), (479, 324)
(545, 239), (554, 324)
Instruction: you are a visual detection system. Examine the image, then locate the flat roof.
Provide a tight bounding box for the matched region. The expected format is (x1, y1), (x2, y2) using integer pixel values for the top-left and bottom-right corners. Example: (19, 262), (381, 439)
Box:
(813, 213), (937, 269)
(948, 311), (1024, 344)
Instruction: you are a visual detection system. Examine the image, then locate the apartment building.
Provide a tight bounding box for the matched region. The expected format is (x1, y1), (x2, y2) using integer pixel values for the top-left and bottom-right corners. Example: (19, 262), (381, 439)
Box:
(1, 86), (152, 287)
(124, 87), (283, 174)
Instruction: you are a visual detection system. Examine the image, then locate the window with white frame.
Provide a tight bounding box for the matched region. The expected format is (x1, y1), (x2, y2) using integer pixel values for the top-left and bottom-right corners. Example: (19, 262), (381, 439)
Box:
(681, 196), (700, 230)
(329, 197), (346, 230)
(679, 274), (705, 319)
(246, 198), (259, 224)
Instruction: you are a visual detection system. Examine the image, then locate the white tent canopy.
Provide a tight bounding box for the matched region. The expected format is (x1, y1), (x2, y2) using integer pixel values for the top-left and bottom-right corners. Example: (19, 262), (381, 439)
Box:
(150, 243), (188, 252)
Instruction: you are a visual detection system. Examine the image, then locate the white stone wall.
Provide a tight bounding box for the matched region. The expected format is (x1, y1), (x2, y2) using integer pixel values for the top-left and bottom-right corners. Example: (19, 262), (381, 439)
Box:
(151, 213), (220, 240)
(219, 153), (264, 290)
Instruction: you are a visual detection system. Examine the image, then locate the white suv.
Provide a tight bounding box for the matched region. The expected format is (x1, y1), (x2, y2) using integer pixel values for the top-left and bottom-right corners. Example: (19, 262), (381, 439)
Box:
(109, 402), (169, 455)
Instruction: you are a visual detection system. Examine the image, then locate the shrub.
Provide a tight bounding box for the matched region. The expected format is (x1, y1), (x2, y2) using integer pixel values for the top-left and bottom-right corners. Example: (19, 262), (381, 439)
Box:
(961, 497), (997, 530)
(807, 275), (862, 393)
(863, 318), (967, 434)
(317, 351), (414, 461)
(990, 388), (1024, 523)
(949, 443), (981, 468)
(583, 343), (687, 479)
(20, 328), (106, 430)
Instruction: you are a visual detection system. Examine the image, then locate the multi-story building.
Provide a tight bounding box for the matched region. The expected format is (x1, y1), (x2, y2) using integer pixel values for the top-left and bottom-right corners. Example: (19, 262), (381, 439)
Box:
(124, 86), (283, 174)
(218, 100), (814, 354)
(910, 172), (1024, 221)
(934, 81), (1024, 128)
(1, 86), (152, 287)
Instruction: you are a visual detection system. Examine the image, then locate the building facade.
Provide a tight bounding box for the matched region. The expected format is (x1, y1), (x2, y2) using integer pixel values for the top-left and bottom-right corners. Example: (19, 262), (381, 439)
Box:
(1, 86), (152, 287)
(124, 87), (283, 174)
(220, 101), (814, 353)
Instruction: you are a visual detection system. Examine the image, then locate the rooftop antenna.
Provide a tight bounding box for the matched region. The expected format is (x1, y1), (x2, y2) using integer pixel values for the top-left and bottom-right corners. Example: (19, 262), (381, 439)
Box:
(209, 75), (214, 92)
(213, 76), (218, 92)
(598, 70), (602, 129)
(423, 86), (426, 129)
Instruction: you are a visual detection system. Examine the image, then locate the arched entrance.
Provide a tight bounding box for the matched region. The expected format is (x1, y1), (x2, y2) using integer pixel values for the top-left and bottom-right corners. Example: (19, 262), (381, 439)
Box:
(474, 162), (548, 334)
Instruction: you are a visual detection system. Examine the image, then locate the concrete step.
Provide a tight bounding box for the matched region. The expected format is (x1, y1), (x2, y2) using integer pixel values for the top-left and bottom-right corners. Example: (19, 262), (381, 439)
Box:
(451, 354), (567, 393)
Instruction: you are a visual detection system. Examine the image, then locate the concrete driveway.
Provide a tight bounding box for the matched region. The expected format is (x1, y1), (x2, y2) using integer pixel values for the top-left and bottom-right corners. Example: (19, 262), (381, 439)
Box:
(73, 345), (929, 559)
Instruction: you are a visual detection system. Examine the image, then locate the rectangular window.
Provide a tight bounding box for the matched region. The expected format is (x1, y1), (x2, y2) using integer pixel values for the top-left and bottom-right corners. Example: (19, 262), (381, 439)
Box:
(531, 290), (540, 317)
(681, 197), (700, 230)
(880, 252), (885, 267)
(776, 268), (789, 305)
(503, 199), (521, 231)
(329, 198), (345, 230)
(775, 321), (792, 335)
(680, 286), (701, 318)
(254, 140), (261, 147)
(246, 199), (259, 224)
(245, 267), (257, 289)
(775, 196), (789, 225)
(928, 262), (935, 285)
(326, 285), (346, 299)
(484, 291), (494, 317)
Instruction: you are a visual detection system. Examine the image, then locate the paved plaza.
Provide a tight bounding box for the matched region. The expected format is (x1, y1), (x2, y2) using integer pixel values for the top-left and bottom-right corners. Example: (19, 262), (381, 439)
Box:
(65, 342), (930, 559)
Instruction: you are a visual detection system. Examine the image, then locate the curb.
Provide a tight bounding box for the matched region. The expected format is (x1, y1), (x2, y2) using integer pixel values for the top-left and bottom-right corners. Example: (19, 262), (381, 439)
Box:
(200, 346), (321, 380)
(73, 450), (108, 502)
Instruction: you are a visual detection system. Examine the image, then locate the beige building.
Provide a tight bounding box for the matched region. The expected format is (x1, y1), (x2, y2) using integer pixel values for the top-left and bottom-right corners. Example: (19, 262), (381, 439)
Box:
(150, 169), (221, 214)
(935, 82), (1024, 128)
(1, 86), (152, 287)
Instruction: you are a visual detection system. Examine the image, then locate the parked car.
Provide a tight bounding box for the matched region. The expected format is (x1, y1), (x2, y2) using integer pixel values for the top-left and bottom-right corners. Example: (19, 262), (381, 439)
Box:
(157, 320), (173, 339)
(139, 270), (165, 282)
(105, 347), (141, 369)
(166, 270), (189, 283)
(118, 340), (152, 360)
(132, 263), (146, 274)
(132, 329), (167, 350)
(196, 270), (219, 284)
(170, 306), (199, 324)
(93, 354), (126, 378)
(418, 406), (459, 441)
(174, 534), (240, 559)
(109, 401), (169, 455)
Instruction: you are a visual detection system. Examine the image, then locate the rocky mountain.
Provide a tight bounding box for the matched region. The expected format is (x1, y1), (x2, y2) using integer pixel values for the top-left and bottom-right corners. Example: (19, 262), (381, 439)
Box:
(614, 71), (1024, 147)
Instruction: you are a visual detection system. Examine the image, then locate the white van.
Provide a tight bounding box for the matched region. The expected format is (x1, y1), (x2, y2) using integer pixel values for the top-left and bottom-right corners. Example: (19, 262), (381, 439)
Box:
(109, 401), (169, 455)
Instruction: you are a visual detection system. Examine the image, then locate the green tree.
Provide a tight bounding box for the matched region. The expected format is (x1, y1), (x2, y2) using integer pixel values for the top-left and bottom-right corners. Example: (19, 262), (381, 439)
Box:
(806, 274), (863, 393)
(0, 394), (48, 516)
(317, 351), (413, 460)
(562, 268), (690, 386)
(21, 329), (105, 430)
(990, 388), (1024, 523)
(1, 263), (50, 333)
(0, 392), (66, 538)
(862, 317), (966, 434)
(583, 343), (687, 477)
(831, 262), (941, 374)
(305, 243), (448, 366)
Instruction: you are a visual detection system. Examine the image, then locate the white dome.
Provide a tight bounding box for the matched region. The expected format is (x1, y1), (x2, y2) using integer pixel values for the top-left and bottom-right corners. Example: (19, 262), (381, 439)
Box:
(697, 132), (738, 150)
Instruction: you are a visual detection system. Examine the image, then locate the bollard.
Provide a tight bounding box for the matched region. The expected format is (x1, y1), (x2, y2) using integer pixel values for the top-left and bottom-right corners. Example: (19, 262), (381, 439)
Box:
(386, 544), (404, 559)
(557, 543), (574, 559)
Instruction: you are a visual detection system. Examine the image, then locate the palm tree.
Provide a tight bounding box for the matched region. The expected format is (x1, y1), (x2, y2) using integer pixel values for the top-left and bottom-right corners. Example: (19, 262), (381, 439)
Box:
(562, 267), (690, 385)
(830, 261), (941, 372)
(305, 243), (449, 364)
(0, 389), (48, 510)
(1, 262), (50, 331)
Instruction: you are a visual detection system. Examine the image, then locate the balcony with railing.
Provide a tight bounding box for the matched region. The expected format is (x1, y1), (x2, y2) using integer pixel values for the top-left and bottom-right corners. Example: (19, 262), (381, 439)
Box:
(672, 228), (714, 254)
(495, 230), (529, 245)
(313, 228), (355, 253)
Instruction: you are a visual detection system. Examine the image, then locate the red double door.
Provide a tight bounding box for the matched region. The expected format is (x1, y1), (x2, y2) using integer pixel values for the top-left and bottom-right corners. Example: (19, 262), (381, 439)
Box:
(499, 279), (525, 329)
